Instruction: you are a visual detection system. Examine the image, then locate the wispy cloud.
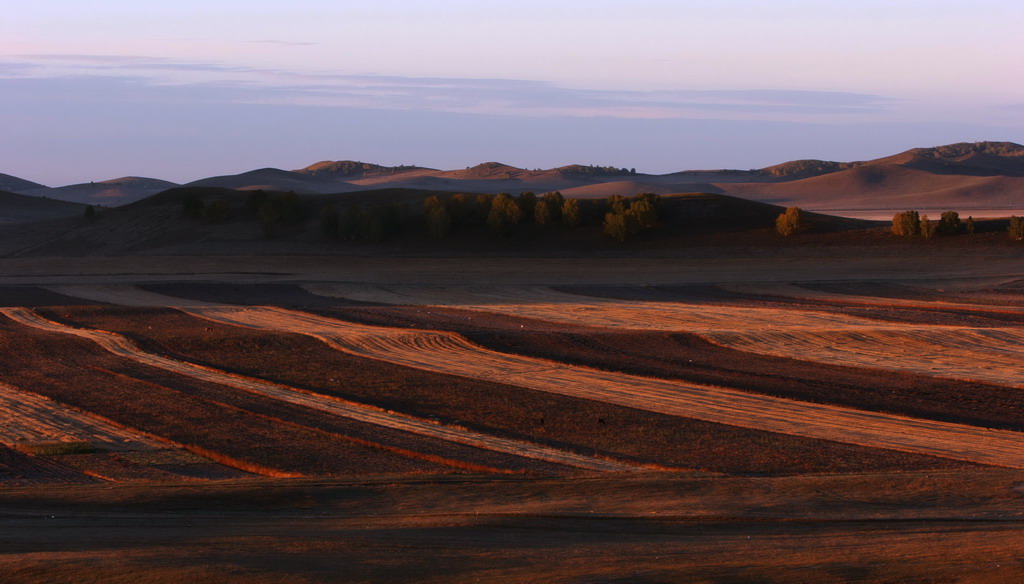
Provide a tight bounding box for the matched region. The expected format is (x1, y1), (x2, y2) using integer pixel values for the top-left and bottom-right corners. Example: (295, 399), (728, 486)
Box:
(246, 40), (318, 47)
(0, 53), (898, 122)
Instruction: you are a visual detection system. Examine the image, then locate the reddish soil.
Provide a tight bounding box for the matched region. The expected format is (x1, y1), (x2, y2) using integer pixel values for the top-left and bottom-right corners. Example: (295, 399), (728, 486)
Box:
(0, 317), (464, 477)
(37, 305), (975, 475)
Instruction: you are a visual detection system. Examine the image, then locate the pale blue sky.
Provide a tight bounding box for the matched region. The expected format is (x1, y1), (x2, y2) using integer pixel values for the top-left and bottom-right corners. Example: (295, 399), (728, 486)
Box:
(3, 1), (1022, 184)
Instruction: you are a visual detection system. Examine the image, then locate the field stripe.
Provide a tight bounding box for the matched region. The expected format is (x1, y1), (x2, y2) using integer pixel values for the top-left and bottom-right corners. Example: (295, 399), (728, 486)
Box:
(0, 307), (634, 473)
(39, 284), (1024, 468)
(719, 282), (1024, 314)
(303, 283), (1024, 388)
(175, 304), (1024, 469)
(0, 382), (163, 451)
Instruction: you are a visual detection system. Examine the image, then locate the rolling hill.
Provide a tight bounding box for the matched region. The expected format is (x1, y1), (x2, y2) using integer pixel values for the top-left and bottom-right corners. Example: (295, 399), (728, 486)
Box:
(2, 142), (1022, 217)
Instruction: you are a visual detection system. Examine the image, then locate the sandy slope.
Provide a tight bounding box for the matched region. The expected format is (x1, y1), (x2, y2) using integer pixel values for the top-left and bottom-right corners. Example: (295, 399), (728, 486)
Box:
(0, 306), (631, 472)
(44, 285), (1024, 469)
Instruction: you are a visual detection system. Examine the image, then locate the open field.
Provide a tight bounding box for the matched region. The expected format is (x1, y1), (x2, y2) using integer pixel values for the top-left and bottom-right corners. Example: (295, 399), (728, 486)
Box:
(0, 247), (1022, 581)
(4, 471), (1024, 583)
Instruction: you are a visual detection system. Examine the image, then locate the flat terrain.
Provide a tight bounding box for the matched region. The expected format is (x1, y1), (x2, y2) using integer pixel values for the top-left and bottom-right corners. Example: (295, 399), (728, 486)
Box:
(1, 248), (1022, 582)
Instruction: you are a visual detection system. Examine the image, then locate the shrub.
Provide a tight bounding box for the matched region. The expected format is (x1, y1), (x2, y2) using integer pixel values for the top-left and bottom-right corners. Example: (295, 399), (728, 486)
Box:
(966, 216), (976, 234)
(83, 205), (97, 222)
(775, 206), (804, 236)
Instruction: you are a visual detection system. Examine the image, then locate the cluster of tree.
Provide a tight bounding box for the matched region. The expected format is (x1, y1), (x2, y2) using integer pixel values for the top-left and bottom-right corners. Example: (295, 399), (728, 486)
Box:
(891, 210), (974, 239)
(320, 203), (404, 242)
(560, 164), (637, 176)
(182, 193), (232, 223)
(774, 206), (805, 236)
(319, 191), (584, 243)
(248, 191), (303, 236)
(602, 193), (659, 243)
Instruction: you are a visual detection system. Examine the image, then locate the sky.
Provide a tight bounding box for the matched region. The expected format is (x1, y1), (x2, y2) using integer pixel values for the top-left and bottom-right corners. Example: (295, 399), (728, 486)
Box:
(2, 0), (1023, 185)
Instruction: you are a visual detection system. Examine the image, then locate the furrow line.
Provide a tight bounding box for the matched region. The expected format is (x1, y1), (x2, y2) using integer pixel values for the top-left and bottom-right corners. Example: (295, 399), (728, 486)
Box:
(0, 307), (635, 473)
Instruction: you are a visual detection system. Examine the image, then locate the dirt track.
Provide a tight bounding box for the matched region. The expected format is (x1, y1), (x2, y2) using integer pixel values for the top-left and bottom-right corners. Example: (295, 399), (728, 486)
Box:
(0, 306), (632, 473)
(42, 284), (1024, 469)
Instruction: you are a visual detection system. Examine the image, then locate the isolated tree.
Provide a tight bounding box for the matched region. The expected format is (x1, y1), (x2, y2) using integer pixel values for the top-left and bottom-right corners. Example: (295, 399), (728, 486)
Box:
(965, 216), (976, 235)
(1010, 216), (1024, 241)
(83, 205), (97, 222)
(939, 210), (961, 235)
(561, 198), (581, 227)
(919, 215), (936, 239)
(891, 210), (920, 237)
(775, 206), (805, 236)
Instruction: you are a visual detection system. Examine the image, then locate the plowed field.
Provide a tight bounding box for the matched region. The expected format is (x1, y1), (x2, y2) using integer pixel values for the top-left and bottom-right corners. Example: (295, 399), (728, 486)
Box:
(40, 285), (1024, 469)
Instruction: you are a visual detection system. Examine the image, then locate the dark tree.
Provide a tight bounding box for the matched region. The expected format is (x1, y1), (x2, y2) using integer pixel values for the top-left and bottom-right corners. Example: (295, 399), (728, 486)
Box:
(939, 210), (961, 235)
(561, 198), (581, 227)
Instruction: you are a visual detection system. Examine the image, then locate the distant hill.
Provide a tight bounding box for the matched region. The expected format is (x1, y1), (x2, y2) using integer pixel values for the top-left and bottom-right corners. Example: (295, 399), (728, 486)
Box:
(4, 141), (1023, 216)
(0, 189), (85, 224)
(0, 173), (47, 193)
(17, 177), (180, 206)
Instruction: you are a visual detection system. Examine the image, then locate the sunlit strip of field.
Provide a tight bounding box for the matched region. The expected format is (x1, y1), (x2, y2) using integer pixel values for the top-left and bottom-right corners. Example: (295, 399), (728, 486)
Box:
(0, 382), (163, 451)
